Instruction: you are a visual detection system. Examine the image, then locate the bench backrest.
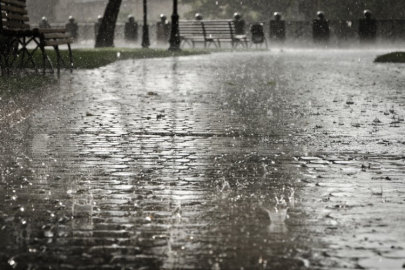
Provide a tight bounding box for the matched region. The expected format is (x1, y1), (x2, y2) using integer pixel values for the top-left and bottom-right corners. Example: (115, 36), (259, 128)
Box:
(203, 20), (235, 39)
(179, 20), (205, 37)
(0, 0), (30, 32)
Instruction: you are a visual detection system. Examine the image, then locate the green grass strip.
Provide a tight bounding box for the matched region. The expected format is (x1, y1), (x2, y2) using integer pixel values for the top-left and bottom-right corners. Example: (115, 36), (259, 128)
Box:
(374, 52), (405, 63)
(1, 48), (209, 99)
(0, 75), (57, 98)
(40, 48), (211, 69)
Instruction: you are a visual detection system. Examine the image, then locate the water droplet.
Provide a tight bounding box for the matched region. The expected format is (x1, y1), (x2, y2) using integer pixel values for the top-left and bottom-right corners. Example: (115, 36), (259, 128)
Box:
(8, 258), (16, 268)
(373, 117), (381, 124)
(44, 230), (54, 238)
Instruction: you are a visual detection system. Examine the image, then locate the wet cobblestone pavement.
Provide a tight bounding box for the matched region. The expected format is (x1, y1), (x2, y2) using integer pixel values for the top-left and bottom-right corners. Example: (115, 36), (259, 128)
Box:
(1, 49), (405, 269)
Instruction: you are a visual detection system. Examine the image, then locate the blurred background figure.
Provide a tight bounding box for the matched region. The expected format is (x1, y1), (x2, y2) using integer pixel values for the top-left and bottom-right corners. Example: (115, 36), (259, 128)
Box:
(125, 15), (138, 43)
(39, 16), (51, 28)
(269, 12), (286, 43)
(233, 13), (246, 35)
(156, 14), (170, 44)
(66, 16), (79, 41)
(312, 11), (330, 44)
(359, 10), (377, 44)
(195, 13), (203, 21)
(250, 23), (267, 48)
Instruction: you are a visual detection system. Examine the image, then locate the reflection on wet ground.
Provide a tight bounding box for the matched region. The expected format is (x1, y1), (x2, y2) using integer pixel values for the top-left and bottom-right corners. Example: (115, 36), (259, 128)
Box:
(1, 49), (405, 269)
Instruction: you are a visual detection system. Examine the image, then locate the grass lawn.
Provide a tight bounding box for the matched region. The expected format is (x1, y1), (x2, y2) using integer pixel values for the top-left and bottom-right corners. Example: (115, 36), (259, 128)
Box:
(41, 48), (211, 69)
(374, 52), (405, 63)
(0, 48), (210, 99)
(0, 75), (57, 99)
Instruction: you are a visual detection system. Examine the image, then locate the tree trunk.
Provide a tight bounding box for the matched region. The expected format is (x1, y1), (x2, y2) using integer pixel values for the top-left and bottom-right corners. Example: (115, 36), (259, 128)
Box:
(95, 0), (122, 48)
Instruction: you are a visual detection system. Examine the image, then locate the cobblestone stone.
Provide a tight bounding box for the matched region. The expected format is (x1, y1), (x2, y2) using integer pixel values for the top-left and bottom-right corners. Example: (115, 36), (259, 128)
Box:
(1, 49), (405, 269)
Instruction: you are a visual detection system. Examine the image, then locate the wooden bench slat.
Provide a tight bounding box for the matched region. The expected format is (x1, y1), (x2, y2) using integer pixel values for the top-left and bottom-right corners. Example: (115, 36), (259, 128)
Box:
(2, 0), (26, 7)
(2, 28), (32, 36)
(37, 28), (67, 33)
(179, 20), (248, 48)
(43, 32), (70, 39)
(1, 12), (29, 21)
(1, 4), (28, 14)
(43, 37), (74, 46)
(2, 20), (29, 29)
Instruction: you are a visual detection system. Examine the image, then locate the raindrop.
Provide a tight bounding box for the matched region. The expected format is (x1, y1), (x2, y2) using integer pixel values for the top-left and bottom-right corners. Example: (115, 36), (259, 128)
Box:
(373, 117), (381, 124)
(338, 117), (344, 125)
(389, 105), (395, 114)
(384, 105), (390, 115)
(72, 194), (93, 217)
(346, 96), (354, 105)
(220, 180), (231, 192)
(8, 258), (16, 268)
(266, 109), (273, 119)
(44, 230), (54, 238)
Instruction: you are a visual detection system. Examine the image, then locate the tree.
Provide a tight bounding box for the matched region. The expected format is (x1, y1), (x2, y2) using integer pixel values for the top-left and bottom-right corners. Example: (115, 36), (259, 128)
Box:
(180, 0), (405, 21)
(95, 0), (122, 48)
(180, 0), (299, 21)
(318, 0), (405, 20)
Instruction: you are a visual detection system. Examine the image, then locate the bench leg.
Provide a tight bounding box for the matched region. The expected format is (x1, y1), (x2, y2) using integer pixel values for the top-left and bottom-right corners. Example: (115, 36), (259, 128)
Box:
(41, 46), (47, 75)
(4, 39), (14, 75)
(68, 43), (73, 72)
(39, 45), (54, 75)
(0, 53), (4, 76)
(232, 41), (238, 49)
(14, 37), (38, 73)
(54, 45), (61, 76)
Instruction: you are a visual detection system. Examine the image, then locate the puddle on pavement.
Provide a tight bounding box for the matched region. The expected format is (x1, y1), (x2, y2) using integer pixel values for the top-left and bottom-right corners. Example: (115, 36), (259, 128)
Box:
(1, 50), (405, 269)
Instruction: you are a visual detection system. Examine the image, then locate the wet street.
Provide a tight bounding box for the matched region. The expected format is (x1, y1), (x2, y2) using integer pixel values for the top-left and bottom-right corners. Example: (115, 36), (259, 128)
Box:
(1, 49), (405, 270)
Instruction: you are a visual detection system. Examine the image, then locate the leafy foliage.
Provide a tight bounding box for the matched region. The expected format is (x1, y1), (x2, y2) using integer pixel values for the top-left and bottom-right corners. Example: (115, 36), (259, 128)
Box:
(180, 0), (405, 21)
(180, 0), (296, 21)
(27, 48), (210, 70)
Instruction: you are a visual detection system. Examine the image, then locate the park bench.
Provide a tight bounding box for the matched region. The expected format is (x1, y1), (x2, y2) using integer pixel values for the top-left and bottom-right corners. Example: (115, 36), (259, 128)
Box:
(203, 20), (249, 48)
(0, 0), (73, 75)
(0, 0), (32, 74)
(179, 20), (248, 48)
(179, 20), (215, 48)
